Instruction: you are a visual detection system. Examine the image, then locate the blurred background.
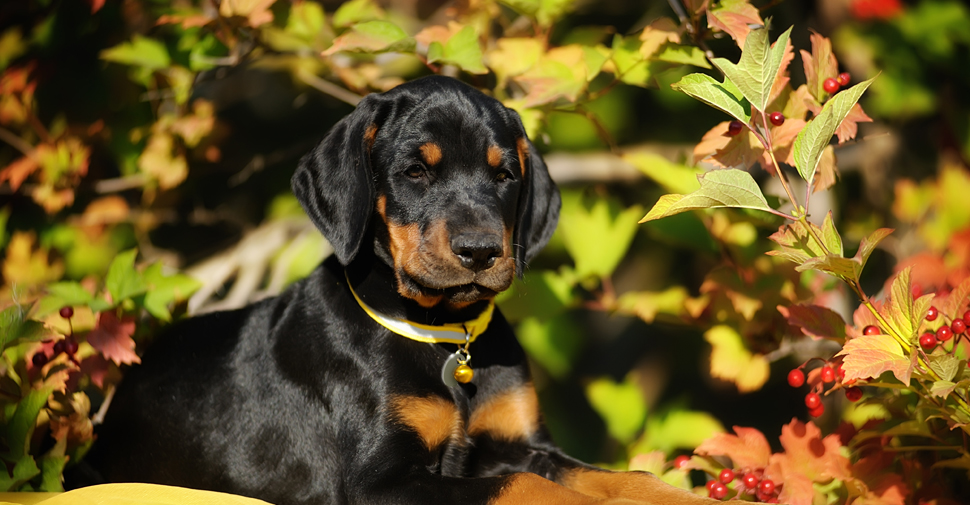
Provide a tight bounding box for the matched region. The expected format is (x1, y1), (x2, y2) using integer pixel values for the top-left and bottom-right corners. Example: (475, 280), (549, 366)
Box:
(2, 0), (970, 496)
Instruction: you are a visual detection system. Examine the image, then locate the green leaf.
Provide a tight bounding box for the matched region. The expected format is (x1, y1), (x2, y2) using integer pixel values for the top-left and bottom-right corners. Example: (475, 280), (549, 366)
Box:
(100, 35), (170, 71)
(617, 287), (689, 323)
(496, 269), (576, 322)
(709, 26), (792, 112)
(819, 211), (843, 256)
(0, 455), (39, 491)
(34, 281), (95, 317)
(621, 151), (702, 194)
(323, 20), (414, 55)
(670, 73), (750, 124)
(142, 263), (202, 321)
(332, 0), (384, 28)
(656, 44), (711, 69)
(633, 410), (724, 454)
(704, 325), (770, 392)
(105, 249), (147, 304)
(639, 169), (773, 222)
(795, 254), (860, 280)
(37, 435), (67, 492)
(793, 77), (876, 184)
(516, 315), (582, 378)
(929, 380), (957, 399)
(559, 192), (642, 279)
(0, 305), (49, 350)
(854, 228), (893, 273)
(426, 26), (487, 75)
(885, 267), (933, 343)
(3, 386), (54, 462)
(585, 375), (647, 444)
(927, 353), (961, 382)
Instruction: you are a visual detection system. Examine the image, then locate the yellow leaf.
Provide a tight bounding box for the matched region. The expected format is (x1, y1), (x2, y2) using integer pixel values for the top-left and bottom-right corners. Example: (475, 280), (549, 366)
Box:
(219, 0), (275, 27)
(139, 133), (188, 190)
(705, 325), (769, 393)
(1, 231), (64, 287)
(486, 38), (543, 85)
(639, 17), (680, 59)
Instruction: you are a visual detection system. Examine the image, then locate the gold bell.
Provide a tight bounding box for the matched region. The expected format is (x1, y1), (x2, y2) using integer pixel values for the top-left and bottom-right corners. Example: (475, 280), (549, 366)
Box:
(453, 364), (474, 383)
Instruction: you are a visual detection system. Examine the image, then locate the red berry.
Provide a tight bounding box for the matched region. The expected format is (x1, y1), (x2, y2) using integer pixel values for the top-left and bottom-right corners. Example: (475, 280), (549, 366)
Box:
(926, 306), (939, 321)
(53, 340), (66, 356)
(769, 112), (785, 126)
(835, 361), (845, 380)
(706, 480), (719, 492)
(727, 120), (744, 136)
(673, 455), (690, 469)
(823, 78), (840, 94)
(718, 468), (735, 484)
(787, 369), (805, 388)
(937, 325), (953, 342)
(863, 325), (880, 336)
(951, 318), (966, 334)
(919, 332), (938, 350)
(805, 392), (821, 410)
(64, 337), (79, 356)
(709, 482), (728, 500)
(837, 72), (851, 86)
(741, 473), (759, 489)
(59, 306), (74, 319)
(31, 353), (48, 368)
(809, 403), (825, 417)
(820, 366), (836, 383)
(845, 386), (863, 402)
(963, 310), (970, 322)
(758, 479), (776, 496)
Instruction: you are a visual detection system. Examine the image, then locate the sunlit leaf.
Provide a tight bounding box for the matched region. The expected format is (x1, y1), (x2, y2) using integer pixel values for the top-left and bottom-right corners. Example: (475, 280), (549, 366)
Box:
(694, 425), (772, 469)
(3, 386), (55, 462)
(426, 25), (486, 75)
(0, 455), (40, 491)
(854, 228), (893, 274)
(709, 26), (792, 113)
(792, 77), (875, 185)
(640, 169), (773, 222)
(585, 375), (647, 443)
(100, 35), (170, 71)
(704, 325), (770, 392)
(218, 0), (275, 27)
(655, 45), (710, 68)
(516, 315), (582, 378)
(706, 0), (763, 48)
(332, 0), (384, 29)
(105, 249), (147, 304)
(486, 38), (543, 84)
(323, 20), (414, 55)
(87, 311), (140, 366)
(836, 334), (913, 385)
(622, 151), (702, 194)
(799, 31), (839, 102)
(1, 231), (64, 287)
(560, 192), (642, 279)
(143, 263), (202, 321)
(670, 73), (750, 125)
(617, 286), (689, 323)
(0, 305), (50, 350)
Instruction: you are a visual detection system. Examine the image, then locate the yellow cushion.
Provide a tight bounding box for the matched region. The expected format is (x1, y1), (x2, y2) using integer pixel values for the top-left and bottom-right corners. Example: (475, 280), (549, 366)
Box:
(0, 484), (273, 505)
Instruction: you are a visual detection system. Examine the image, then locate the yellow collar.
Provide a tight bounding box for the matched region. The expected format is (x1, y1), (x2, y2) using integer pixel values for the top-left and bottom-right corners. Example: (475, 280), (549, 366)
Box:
(346, 273), (495, 345)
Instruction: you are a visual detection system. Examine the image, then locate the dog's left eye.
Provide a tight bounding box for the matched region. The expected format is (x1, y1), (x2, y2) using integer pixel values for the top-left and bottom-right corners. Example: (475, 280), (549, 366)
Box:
(405, 164), (426, 179)
(495, 170), (513, 182)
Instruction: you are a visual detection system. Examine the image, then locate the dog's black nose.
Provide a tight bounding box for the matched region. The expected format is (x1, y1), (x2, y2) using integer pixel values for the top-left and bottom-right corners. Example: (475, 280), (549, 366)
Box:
(451, 233), (503, 271)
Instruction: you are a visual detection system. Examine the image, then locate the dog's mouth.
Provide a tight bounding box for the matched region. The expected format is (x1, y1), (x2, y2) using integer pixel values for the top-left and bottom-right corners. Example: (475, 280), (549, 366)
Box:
(395, 268), (510, 308)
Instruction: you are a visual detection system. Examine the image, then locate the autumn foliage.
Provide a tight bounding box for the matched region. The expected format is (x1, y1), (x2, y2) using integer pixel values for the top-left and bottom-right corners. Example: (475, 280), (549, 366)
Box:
(2, 0), (970, 502)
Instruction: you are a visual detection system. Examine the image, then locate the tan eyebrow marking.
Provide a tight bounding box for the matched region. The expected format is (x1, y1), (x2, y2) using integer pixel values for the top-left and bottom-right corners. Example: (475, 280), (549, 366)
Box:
(516, 138), (529, 177)
(420, 142), (442, 166)
(487, 145), (503, 167)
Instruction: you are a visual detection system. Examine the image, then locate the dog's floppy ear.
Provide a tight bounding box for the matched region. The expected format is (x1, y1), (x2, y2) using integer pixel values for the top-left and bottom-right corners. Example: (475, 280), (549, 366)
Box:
(513, 136), (561, 276)
(292, 95), (387, 265)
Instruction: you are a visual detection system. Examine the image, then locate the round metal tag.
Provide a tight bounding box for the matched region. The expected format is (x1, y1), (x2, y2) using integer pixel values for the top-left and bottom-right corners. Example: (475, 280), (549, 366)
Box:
(441, 353), (461, 388)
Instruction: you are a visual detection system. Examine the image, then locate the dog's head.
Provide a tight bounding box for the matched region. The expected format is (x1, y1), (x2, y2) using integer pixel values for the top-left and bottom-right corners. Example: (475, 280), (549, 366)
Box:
(293, 76), (560, 309)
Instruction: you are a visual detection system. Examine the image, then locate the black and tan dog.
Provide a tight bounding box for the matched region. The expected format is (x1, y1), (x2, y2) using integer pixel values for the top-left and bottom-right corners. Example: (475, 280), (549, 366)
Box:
(83, 76), (729, 504)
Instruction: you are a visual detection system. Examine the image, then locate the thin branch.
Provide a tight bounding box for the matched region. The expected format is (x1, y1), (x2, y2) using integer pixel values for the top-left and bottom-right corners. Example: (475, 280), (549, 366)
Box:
(0, 126), (34, 156)
(297, 70), (362, 106)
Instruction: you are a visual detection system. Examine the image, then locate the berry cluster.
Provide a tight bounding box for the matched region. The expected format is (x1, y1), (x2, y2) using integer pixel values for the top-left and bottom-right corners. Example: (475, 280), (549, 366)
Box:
(705, 467), (781, 502)
(726, 111), (787, 138)
(788, 355), (856, 418)
(822, 72), (851, 94)
(918, 306), (969, 352)
(31, 306), (80, 369)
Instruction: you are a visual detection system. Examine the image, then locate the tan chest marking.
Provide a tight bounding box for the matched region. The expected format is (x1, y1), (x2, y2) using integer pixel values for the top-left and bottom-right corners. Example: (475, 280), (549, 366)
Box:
(390, 395), (462, 451)
(468, 386), (539, 442)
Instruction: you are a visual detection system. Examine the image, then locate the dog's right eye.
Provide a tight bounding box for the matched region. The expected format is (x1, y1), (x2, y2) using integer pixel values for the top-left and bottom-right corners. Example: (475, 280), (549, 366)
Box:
(405, 164), (426, 179)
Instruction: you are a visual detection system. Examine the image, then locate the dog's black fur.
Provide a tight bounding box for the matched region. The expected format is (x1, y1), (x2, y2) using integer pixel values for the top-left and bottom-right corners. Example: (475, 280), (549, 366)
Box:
(80, 76), (723, 505)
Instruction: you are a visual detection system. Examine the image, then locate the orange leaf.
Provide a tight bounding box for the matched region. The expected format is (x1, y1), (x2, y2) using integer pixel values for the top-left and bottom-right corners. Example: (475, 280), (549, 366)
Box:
(694, 425), (772, 469)
(765, 419), (851, 505)
(0, 155), (39, 190)
(706, 0), (762, 48)
(87, 311), (140, 366)
(836, 334), (913, 384)
(800, 31), (839, 102)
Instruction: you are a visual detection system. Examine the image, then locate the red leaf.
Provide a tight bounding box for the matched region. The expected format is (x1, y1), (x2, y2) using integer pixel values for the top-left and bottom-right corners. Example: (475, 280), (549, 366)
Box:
(694, 426), (771, 469)
(764, 419), (851, 505)
(777, 303), (847, 341)
(87, 311), (140, 366)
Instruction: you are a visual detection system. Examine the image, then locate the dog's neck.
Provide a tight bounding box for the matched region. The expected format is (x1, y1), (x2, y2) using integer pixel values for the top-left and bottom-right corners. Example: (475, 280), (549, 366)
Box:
(343, 252), (494, 327)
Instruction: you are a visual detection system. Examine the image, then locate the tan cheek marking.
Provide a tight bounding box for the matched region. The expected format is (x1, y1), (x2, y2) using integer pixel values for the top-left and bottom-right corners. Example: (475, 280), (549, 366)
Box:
(365, 124), (379, 148)
(468, 385), (539, 442)
(561, 468), (719, 504)
(420, 142), (443, 166)
(516, 138), (529, 177)
(487, 145), (503, 167)
(390, 395), (462, 451)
